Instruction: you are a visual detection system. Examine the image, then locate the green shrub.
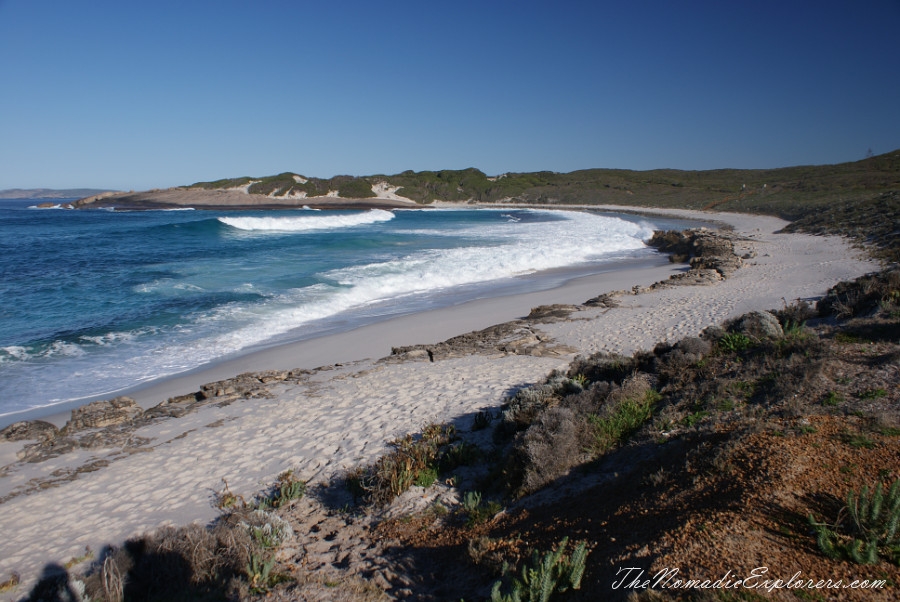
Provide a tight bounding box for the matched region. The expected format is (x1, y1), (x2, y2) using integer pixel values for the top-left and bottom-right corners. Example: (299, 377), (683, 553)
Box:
(809, 479), (900, 565)
(462, 490), (482, 513)
(414, 466), (438, 488)
(336, 178), (376, 198)
(271, 469), (306, 508)
(718, 332), (753, 353)
(490, 537), (589, 602)
(352, 423), (455, 505)
(462, 490), (503, 526)
(440, 440), (481, 472)
(682, 410), (709, 427)
(823, 391), (844, 407)
(588, 389), (661, 454)
(246, 551), (277, 594)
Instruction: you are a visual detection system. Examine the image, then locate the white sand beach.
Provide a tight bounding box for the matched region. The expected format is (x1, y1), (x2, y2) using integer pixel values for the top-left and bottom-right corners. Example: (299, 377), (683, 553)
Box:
(0, 207), (878, 597)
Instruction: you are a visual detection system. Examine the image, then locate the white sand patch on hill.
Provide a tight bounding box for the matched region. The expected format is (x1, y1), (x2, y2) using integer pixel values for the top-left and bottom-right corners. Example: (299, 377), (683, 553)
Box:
(371, 181), (411, 201)
(226, 180), (260, 194)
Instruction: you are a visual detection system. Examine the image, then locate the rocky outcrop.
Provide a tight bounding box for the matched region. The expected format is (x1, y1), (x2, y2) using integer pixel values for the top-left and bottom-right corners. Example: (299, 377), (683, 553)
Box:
(688, 231), (743, 276)
(583, 294), (620, 308)
(2, 370), (304, 468)
(648, 228), (743, 286)
(64, 397), (142, 432)
(526, 304), (581, 322)
(0, 420), (59, 442)
(16, 437), (78, 462)
(659, 268), (724, 287)
(388, 321), (575, 363)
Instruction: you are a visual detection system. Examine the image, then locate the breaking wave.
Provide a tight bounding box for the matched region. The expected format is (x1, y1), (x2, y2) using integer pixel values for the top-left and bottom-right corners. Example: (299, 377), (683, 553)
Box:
(218, 209), (394, 232)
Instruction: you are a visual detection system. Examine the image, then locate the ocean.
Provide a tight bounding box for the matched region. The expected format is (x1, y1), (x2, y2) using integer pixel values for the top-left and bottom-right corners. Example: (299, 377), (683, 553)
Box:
(0, 200), (698, 420)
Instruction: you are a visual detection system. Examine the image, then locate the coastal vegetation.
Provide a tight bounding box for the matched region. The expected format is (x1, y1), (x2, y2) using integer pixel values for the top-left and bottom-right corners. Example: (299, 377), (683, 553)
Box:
(189, 149), (900, 217)
(189, 149), (900, 260)
(191, 172), (378, 199)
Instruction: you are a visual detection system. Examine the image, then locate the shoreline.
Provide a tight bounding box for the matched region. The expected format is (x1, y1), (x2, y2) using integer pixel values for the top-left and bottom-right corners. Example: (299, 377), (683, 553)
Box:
(0, 206), (880, 598)
(0, 203), (708, 429)
(2, 253), (682, 429)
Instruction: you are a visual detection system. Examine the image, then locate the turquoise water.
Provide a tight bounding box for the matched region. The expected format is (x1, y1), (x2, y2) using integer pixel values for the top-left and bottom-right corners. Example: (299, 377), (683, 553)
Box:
(0, 201), (677, 417)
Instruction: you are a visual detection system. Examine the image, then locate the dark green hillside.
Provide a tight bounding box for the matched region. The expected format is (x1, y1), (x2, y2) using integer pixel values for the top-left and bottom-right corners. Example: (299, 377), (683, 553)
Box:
(191, 150), (899, 216)
(190, 150), (900, 259)
(192, 173), (376, 198)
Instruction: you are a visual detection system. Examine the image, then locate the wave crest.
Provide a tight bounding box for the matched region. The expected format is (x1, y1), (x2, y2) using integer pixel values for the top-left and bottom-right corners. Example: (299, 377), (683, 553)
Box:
(218, 209), (394, 232)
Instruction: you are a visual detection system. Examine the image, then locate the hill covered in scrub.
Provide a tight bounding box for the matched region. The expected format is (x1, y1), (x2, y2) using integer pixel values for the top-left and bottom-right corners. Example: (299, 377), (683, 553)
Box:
(189, 150), (900, 219)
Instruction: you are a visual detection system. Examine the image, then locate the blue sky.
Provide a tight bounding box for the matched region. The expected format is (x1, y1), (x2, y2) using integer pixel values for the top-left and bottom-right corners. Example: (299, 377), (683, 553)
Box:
(1, 0), (898, 190)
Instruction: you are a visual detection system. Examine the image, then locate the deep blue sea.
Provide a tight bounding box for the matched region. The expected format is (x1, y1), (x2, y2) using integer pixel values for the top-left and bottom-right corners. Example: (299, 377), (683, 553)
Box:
(0, 200), (692, 419)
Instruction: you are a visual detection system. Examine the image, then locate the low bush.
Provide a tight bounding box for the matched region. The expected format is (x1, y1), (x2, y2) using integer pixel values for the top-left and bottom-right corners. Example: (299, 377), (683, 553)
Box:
(462, 490), (503, 526)
(351, 423), (456, 506)
(588, 385), (661, 455)
(519, 407), (582, 494)
(717, 332), (754, 353)
(490, 537), (588, 602)
(567, 353), (643, 385)
(818, 269), (900, 318)
(79, 521), (251, 601)
(809, 479), (900, 565)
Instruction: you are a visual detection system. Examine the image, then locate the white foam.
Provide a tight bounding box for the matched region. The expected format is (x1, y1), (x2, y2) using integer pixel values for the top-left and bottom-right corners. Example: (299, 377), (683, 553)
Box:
(0, 346), (29, 362)
(219, 209), (394, 232)
(152, 211), (654, 363)
(45, 340), (86, 358)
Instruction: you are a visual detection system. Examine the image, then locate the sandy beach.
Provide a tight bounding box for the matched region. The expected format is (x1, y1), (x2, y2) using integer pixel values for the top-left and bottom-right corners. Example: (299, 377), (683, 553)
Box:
(0, 206), (879, 598)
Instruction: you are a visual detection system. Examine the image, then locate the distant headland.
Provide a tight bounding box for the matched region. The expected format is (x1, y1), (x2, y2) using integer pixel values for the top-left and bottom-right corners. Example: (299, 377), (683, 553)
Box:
(0, 188), (113, 200)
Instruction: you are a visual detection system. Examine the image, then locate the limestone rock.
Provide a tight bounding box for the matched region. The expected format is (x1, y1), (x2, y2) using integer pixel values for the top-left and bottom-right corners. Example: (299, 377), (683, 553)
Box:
(648, 229), (743, 279)
(583, 293), (620, 308)
(0, 420), (59, 442)
(17, 437), (77, 462)
(526, 304), (580, 322)
(660, 269), (723, 286)
(65, 396), (142, 432)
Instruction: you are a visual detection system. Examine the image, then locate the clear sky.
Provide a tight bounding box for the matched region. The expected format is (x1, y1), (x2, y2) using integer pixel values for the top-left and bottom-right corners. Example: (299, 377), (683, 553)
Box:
(1, 0), (898, 190)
